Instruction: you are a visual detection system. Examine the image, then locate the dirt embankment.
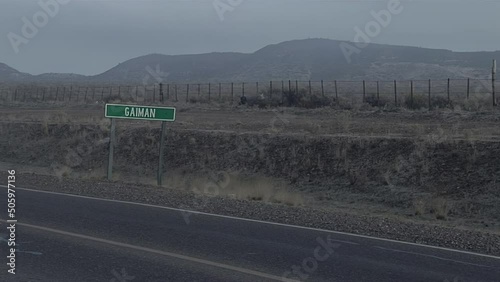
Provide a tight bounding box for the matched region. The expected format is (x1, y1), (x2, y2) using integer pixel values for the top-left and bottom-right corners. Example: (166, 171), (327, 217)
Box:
(1, 121), (500, 230)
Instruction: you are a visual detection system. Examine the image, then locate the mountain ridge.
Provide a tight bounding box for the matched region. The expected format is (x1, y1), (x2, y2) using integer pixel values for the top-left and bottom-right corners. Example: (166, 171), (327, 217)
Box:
(1, 39), (498, 84)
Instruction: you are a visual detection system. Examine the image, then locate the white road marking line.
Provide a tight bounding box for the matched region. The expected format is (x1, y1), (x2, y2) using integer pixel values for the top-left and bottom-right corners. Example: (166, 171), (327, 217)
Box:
(0, 220), (296, 282)
(1, 185), (500, 260)
(373, 246), (500, 269)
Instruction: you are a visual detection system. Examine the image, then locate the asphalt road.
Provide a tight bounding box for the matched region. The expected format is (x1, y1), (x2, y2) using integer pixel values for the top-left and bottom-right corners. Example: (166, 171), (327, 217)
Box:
(0, 187), (499, 282)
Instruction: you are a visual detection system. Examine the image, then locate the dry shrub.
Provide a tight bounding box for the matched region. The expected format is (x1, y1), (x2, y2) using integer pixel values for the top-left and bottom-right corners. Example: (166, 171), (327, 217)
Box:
(404, 94), (428, 110)
(78, 167), (107, 181)
(365, 95), (390, 107)
(331, 97), (353, 110)
(305, 121), (322, 134)
(459, 94), (492, 111)
(426, 127), (449, 143)
(430, 197), (451, 220)
(224, 174), (304, 206)
(348, 167), (368, 186)
(162, 171), (305, 206)
(412, 198), (426, 215)
(251, 88), (332, 109)
(432, 96), (453, 109)
(56, 111), (70, 122)
(273, 189), (305, 206)
(228, 176), (276, 202)
(337, 112), (352, 133)
(41, 116), (49, 136)
(162, 170), (192, 190)
(103, 94), (135, 104)
(98, 118), (111, 131)
(52, 164), (72, 180)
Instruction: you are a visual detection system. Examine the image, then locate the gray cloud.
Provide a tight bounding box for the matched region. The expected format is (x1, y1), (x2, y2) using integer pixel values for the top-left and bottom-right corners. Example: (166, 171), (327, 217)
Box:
(1, 0), (499, 75)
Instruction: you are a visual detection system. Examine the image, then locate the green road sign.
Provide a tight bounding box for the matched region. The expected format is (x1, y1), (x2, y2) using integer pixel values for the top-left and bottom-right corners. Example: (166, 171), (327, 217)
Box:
(105, 104), (176, 121)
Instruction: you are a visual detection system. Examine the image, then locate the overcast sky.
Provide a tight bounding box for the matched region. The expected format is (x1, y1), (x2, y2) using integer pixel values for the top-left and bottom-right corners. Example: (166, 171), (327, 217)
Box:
(1, 0), (499, 75)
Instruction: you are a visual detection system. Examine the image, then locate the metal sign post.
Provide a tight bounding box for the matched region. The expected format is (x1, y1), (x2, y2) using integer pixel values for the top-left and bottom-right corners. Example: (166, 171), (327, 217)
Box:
(157, 121), (167, 186)
(107, 118), (116, 181)
(493, 59), (496, 106)
(104, 104), (176, 185)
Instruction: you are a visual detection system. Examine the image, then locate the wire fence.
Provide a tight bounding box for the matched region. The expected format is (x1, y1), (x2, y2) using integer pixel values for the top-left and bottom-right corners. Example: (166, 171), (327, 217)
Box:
(0, 78), (497, 108)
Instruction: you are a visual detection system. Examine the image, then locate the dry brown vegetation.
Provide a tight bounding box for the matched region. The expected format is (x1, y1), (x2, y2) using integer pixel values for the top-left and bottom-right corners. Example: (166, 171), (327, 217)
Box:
(162, 171), (304, 206)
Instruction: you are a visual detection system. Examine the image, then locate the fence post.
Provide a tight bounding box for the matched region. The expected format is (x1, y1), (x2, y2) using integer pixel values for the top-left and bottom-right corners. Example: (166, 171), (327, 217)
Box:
(447, 78), (450, 103)
(466, 78), (470, 99)
(208, 83), (211, 101)
(159, 83), (164, 102)
(77, 87), (80, 102)
(281, 80), (284, 104)
(428, 79), (432, 110)
(218, 83), (221, 100)
(197, 83), (201, 98)
(493, 60), (496, 106)
(256, 82), (259, 96)
(308, 80), (312, 96)
(242, 82), (245, 97)
(394, 80), (397, 106)
(295, 80), (298, 94)
(362, 80), (366, 102)
(288, 80), (291, 94)
(410, 80), (414, 109)
(270, 81), (273, 99)
(153, 85), (156, 102)
(321, 80), (324, 97)
(335, 80), (338, 102)
(186, 84), (189, 103)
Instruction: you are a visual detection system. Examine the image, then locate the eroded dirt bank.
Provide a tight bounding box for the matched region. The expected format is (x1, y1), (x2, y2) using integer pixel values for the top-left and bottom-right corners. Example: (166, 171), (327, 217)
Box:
(2, 122), (499, 231)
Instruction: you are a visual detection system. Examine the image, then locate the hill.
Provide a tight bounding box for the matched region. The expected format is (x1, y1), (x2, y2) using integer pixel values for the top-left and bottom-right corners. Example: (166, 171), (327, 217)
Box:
(1, 39), (498, 84)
